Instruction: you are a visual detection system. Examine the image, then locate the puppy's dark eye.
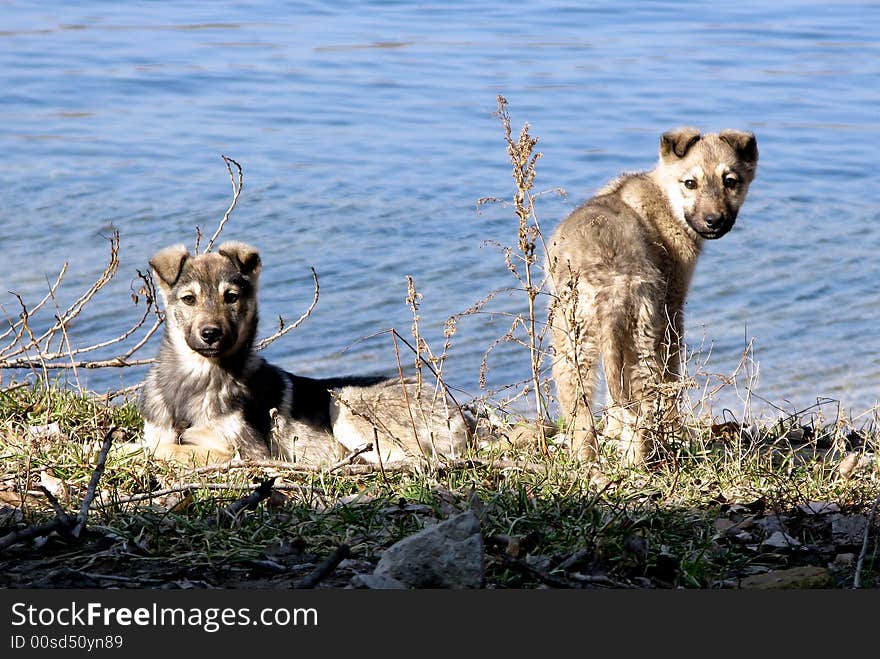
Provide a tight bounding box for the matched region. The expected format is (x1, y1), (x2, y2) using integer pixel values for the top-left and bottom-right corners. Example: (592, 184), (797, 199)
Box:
(683, 179), (698, 190)
(723, 176), (738, 189)
(180, 294), (196, 306)
(224, 291), (240, 304)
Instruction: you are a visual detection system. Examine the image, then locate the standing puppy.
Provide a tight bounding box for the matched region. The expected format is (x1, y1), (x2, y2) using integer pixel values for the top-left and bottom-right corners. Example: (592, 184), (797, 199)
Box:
(547, 128), (758, 464)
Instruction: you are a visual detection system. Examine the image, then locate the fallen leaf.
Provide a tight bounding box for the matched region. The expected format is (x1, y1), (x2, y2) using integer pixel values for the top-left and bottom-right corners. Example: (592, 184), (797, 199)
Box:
(0, 492), (25, 507)
(28, 422), (61, 440)
(835, 452), (860, 479)
(39, 470), (68, 501)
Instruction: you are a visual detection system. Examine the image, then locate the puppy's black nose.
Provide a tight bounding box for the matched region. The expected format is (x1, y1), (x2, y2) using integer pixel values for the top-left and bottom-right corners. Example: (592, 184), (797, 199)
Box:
(200, 326), (222, 345)
(704, 214), (722, 229)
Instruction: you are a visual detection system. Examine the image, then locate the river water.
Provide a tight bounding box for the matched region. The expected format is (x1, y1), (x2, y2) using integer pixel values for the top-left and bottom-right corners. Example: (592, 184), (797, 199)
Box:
(2, 1), (878, 421)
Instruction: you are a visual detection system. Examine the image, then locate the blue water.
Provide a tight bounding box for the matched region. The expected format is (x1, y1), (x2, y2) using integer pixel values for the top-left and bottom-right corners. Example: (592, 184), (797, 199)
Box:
(1, 1), (878, 420)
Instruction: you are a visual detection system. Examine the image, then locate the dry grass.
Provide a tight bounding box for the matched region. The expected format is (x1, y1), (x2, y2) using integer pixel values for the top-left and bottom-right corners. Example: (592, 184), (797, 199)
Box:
(0, 382), (877, 588)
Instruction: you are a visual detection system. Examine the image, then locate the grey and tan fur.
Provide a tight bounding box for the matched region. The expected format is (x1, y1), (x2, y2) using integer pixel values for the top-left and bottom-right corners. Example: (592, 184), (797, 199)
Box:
(546, 127), (758, 464)
(139, 241), (474, 466)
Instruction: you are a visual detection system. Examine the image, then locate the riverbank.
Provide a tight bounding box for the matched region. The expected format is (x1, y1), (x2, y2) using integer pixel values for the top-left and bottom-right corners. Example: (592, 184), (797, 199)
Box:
(0, 382), (876, 589)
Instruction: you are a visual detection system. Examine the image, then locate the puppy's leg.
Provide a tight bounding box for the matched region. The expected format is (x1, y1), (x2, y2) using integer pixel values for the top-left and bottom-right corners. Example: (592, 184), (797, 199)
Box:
(142, 414), (269, 466)
(141, 421), (231, 465)
(625, 291), (664, 466)
(657, 303), (685, 436)
(550, 286), (600, 461)
(600, 327), (636, 453)
(597, 280), (663, 467)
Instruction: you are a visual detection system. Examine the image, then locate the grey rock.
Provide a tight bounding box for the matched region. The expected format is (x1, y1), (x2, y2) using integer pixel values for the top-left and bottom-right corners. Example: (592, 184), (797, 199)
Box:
(798, 501), (841, 515)
(761, 530), (801, 549)
(833, 553), (855, 566)
(373, 511), (484, 588)
(831, 515), (868, 545)
(349, 573), (407, 589)
(755, 514), (786, 535)
(740, 566), (832, 589)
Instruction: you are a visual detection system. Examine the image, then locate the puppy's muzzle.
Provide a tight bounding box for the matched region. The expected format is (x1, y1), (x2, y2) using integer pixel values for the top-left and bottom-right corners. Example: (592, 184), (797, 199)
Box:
(692, 213), (735, 240)
(200, 325), (222, 346)
(189, 323), (236, 357)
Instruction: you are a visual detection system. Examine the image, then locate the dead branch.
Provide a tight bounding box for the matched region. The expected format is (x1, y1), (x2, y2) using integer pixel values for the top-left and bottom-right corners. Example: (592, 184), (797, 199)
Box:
(0, 518), (73, 552)
(498, 554), (582, 589)
(0, 486), (76, 552)
(187, 455), (546, 479)
(385, 328), (472, 426)
(205, 155), (243, 252)
(50, 289), (81, 389)
(10, 292), (49, 384)
(38, 485), (74, 527)
(179, 445), (373, 480)
(255, 266), (320, 350)
(294, 544), (351, 589)
(218, 477), (276, 525)
(119, 319), (162, 361)
(71, 427), (118, 538)
(1, 357), (155, 371)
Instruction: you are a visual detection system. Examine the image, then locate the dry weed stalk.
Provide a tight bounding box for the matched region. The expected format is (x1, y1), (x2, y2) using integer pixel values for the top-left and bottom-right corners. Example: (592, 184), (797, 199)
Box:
(474, 95), (561, 453)
(396, 276), (466, 461)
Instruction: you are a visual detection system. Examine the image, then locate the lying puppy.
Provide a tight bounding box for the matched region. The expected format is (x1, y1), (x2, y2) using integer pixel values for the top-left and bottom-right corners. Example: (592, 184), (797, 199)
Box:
(139, 241), (474, 465)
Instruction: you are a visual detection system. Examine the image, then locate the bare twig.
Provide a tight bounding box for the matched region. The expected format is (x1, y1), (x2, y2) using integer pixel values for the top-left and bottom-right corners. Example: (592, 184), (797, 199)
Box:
(0, 356), (155, 370)
(294, 545), (351, 589)
(205, 155), (243, 252)
(98, 457), (547, 511)
(390, 326), (423, 458)
(176, 445), (374, 480)
(0, 263), (68, 348)
(255, 267), (320, 350)
(328, 443), (374, 472)
(1, 233), (162, 373)
(88, 382), (143, 402)
(50, 289), (82, 389)
(95, 481), (311, 509)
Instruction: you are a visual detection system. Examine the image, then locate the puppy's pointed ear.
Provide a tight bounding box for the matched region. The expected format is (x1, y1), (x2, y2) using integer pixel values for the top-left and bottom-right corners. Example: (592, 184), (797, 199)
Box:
(149, 244), (189, 291)
(719, 129), (759, 169)
(218, 241), (262, 279)
(660, 127), (702, 160)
